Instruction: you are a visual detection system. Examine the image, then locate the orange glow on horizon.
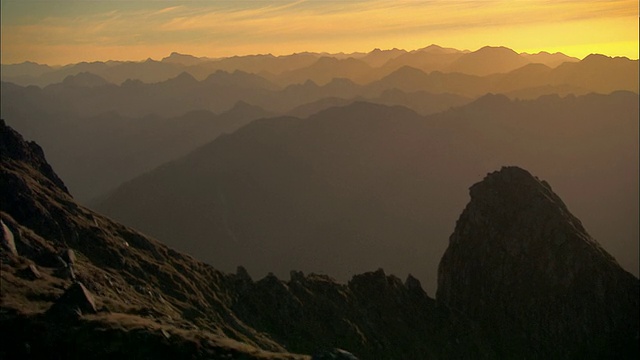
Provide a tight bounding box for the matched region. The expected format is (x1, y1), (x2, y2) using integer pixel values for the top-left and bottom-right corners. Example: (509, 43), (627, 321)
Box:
(1, 0), (637, 65)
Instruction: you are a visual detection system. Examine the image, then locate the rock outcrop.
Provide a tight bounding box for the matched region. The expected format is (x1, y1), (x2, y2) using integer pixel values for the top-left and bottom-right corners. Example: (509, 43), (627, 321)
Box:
(437, 166), (639, 358)
(0, 119), (68, 194)
(1, 219), (18, 256)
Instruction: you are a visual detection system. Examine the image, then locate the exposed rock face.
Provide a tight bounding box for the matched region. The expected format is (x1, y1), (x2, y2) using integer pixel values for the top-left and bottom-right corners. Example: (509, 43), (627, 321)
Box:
(437, 166), (639, 358)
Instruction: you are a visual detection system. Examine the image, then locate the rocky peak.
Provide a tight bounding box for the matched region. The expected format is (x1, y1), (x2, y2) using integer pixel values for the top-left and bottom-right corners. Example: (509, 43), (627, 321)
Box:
(437, 166), (639, 358)
(0, 119), (68, 194)
(235, 265), (253, 281)
(404, 274), (426, 297)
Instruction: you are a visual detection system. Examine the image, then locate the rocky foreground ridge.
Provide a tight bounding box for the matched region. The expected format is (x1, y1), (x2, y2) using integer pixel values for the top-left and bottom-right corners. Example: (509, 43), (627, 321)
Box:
(0, 119), (487, 359)
(1, 119), (638, 359)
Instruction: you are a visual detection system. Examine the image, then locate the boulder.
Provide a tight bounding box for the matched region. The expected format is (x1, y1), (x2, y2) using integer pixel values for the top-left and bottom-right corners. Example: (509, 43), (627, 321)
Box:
(61, 249), (76, 265)
(47, 282), (98, 319)
(1, 220), (18, 256)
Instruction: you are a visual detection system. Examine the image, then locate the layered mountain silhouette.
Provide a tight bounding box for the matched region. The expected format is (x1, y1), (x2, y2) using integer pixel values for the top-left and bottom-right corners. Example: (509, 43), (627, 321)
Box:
(95, 93), (639, 293)
(2, 46), (636, 204)
(2, 121), (637, 358)
(0, 96), (271, 202)
(2, 50), (633, 120)
(0, 45), (596, 89)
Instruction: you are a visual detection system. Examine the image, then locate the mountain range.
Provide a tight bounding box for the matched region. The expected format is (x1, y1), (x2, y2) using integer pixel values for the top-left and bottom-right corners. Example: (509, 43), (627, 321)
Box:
(2, 45), (581, 87)
(1, 44), (638, 357)
(94, 93), (639, 294)
(1, 120), (637, 358)
(1, 47), (637, 203)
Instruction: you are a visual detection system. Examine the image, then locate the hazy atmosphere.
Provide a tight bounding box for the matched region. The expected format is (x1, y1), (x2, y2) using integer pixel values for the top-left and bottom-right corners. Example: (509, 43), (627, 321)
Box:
(1, 1), (638, 359)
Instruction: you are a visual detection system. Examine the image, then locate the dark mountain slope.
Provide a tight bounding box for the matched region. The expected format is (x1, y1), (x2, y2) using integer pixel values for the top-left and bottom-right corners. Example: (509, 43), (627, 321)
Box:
(97, 103), (447, 287)
(95, 93), (639, 293)
(438, 166), (639, 358)
(0, 120), (496, 359)
(0, 119), (299, 358)
(1, 100), (271, 203)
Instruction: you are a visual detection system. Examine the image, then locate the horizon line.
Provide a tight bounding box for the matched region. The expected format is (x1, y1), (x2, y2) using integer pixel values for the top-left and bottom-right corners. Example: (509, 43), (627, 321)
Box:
(1, 45), (637, 67)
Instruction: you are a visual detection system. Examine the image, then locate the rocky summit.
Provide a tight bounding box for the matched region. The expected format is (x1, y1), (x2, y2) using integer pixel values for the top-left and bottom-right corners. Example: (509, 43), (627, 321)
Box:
(437, 166), (639, 359)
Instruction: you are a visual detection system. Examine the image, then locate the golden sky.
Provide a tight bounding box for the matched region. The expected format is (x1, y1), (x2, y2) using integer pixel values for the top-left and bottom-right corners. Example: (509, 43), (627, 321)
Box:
(1, 0), (638, 65)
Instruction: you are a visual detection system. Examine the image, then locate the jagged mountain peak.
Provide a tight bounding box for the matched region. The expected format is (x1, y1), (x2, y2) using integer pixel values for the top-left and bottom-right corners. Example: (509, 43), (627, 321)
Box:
(0, 119), (68, 194)
(463, 166), (592, 246)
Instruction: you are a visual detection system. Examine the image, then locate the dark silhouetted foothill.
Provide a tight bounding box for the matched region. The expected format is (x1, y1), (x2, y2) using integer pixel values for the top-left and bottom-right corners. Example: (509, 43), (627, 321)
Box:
(437, 166), (640, 359)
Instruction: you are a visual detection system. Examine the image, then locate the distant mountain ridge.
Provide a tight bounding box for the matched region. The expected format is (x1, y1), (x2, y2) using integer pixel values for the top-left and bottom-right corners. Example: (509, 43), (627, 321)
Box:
(10, 51), (636, 203)
(2, 51), (633, 117)
(1, 45), (583, 87)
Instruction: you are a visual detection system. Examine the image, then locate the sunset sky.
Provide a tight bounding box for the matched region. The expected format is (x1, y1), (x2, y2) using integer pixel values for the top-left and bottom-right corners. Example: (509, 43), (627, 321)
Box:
(1, 0), (638, 65)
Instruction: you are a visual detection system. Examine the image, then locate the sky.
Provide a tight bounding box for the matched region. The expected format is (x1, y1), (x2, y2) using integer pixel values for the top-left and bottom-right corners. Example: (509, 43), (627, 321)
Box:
(1, 0), (638, 65)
